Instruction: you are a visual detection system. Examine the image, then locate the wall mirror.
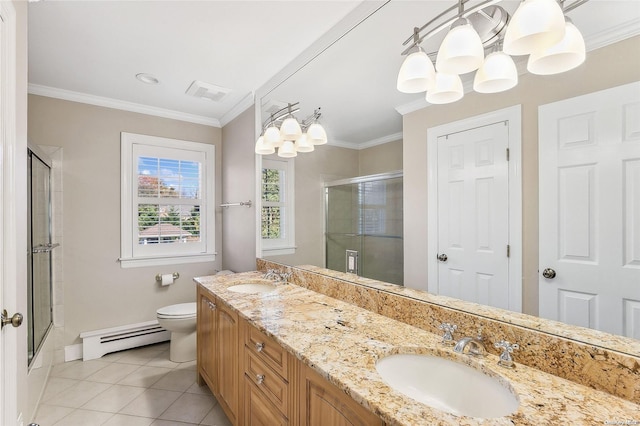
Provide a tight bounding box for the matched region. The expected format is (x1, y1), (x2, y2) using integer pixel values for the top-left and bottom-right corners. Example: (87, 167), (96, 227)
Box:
(256, 0), (640, 352)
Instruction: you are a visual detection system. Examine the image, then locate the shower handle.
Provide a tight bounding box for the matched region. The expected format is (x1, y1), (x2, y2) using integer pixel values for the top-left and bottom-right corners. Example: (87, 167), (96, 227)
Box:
(1, 309), (23, 329)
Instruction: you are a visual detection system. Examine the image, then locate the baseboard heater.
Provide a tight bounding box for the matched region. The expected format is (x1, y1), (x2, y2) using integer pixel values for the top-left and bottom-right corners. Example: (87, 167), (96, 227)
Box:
(79, 320), (170, 361)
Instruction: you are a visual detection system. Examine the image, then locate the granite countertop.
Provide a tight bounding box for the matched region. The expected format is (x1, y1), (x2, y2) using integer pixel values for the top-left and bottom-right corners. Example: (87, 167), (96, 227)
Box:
(194, 271), (639, 425)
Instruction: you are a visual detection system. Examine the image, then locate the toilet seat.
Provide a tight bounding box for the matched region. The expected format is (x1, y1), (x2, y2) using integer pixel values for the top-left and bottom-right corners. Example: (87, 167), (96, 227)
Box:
(157, 302), (197, 319)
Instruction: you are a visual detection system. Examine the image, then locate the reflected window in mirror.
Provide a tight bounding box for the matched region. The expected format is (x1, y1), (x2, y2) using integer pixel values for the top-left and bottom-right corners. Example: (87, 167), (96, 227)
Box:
(261, 158), (295, 256)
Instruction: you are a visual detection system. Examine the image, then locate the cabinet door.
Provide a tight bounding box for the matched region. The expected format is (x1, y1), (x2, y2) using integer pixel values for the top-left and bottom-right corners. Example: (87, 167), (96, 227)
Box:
(197, 289), (217, 390)
(217, 302), (239, 424)
(244, 376), (288, 426)
(300, 364), (382, 426)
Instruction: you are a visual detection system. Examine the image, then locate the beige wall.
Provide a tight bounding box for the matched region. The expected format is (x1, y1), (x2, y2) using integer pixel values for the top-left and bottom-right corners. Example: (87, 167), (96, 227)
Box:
(221, 105), (257, 273)
(403, 36), (640, 315)
(27, 95), (222, 347)
(358, 139), (403, 176)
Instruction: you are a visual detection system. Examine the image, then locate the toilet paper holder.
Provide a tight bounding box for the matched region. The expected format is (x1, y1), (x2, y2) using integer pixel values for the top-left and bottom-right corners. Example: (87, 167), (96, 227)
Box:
(156, 272), (180, 282)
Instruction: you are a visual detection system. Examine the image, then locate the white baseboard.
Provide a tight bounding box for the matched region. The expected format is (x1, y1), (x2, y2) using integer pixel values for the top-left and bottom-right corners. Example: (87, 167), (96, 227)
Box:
(64, 344), (83, 362)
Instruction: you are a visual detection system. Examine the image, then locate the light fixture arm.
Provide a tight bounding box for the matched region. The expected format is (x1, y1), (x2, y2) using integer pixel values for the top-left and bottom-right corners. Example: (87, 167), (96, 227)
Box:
(400, 0), (589, 56)
(261, 102), (300, 131)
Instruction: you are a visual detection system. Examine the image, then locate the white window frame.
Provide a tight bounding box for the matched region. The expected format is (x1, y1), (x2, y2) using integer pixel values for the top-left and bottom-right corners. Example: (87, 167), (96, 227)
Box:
(120, 132), (216, 268)
(260, 157), (295, 256)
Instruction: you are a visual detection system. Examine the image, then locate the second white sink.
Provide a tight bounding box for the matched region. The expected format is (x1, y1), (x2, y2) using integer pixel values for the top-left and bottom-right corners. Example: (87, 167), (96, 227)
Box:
(376, 353), (519, 419)
(227, 282), (277, 294)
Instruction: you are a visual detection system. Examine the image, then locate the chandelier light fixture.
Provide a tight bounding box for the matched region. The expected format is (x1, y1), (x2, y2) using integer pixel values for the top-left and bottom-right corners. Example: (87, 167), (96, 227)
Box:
(255, 103), (327, 158)
(397, 0), (588, 104)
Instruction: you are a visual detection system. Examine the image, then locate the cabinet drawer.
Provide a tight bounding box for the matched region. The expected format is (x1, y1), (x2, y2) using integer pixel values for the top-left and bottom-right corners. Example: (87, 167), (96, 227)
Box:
(245, 350), (289, 414)
(245, 324), (289, 379)
(244, 376), (288, 426)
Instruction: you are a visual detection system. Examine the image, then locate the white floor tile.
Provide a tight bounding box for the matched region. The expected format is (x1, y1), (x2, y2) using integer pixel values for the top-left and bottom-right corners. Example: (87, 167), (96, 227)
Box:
(53, 408), (114, 425)
(102, 413), (155, 426)
(184, 382), (212, 395)
(45, 380), (112, 408)
(119, 388), (182, 418)
(151, 369), (197, 392)
(158, 393), (216, 424)
(40, 377), (80, 403)
(145, 354), (180, 369)
(82, 384), (147, 413)
(86, 362), (141, 384)
(33, 403), (75, 425)
(199, 405), (232, 426)
(52, 359), (111, 380)
(149, 420), (197, 426)
(117, 365), (172, 387)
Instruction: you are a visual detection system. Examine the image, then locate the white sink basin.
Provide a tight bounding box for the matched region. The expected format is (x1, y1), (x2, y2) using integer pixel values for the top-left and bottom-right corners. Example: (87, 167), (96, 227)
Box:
(227, 282), (277, 294)
(376, 354), (519, 418)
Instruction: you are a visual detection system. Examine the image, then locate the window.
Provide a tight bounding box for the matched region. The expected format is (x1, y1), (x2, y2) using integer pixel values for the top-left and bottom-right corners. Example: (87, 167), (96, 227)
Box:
(260, 158), (295, 255)
(120, 132), (215, 267)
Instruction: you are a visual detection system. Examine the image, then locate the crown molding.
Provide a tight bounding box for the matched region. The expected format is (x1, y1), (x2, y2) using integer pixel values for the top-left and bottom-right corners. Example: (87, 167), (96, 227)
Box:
(584, 17), (640, 51)
(395, 18), (640, 117)
(357, 131), (403, 149)
(28, 84), (221, 127)
(219, 91), (255, 127)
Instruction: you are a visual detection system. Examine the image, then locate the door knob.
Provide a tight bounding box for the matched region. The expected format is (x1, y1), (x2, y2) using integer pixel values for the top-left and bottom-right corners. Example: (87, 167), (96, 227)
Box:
(437, 253), (448, 262)
(542, 268), (556, 279)
(1, 309), (23, 329)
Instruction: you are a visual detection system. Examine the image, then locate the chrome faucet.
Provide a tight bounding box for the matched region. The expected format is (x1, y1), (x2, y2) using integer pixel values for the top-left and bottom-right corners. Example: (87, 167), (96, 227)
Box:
(263, 269), (291, 283)
(453, 331), (486, 357)
(494, 340), (519, 369)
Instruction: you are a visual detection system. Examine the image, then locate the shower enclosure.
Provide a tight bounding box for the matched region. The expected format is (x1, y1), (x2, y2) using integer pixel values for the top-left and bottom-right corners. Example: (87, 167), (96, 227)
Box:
(27, 147), (56, 366)
(325, 171), (403, 285)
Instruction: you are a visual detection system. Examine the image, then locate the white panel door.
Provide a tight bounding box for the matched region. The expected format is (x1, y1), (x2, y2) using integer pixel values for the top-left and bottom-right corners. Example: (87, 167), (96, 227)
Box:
(437, 122), (510, 309)
(539, 81), (640, 337)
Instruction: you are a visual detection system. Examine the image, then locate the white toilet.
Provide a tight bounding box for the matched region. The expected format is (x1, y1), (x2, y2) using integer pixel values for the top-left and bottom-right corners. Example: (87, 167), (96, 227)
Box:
(156, 302), (197, 362)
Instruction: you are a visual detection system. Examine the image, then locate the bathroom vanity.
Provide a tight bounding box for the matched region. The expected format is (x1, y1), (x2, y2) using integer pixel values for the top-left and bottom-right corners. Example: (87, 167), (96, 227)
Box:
(195, 269), (639, 425)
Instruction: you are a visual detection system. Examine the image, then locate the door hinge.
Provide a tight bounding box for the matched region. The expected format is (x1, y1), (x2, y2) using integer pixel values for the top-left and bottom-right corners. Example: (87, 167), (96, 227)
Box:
(507, 244), (511, 258)
(506, 148), (510, 161)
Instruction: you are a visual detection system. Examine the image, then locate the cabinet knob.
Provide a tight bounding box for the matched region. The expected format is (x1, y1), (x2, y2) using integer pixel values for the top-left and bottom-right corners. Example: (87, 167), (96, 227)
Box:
(255, 342), (264, 352)
(208, 301), (216, 310)
(256, 374), (265, 384)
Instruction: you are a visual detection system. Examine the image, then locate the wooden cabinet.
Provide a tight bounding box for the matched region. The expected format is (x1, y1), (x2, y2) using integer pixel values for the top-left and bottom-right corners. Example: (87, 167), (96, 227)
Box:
(197, 288), (217, 389)
(197, 285), (383, 426)
(299, 363), (383, 426)
(196, 287), (239, 425)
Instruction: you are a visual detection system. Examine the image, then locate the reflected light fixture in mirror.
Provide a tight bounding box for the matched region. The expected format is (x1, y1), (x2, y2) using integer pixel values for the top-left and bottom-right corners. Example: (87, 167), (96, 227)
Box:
(397, 0), (587, 104)
(255, 102), (327, 158)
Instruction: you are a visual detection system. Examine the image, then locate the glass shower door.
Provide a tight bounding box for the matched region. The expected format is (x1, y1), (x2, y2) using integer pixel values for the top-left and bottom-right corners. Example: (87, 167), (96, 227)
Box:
(28, 150), (54, 365)
(325, 173), (403, 285)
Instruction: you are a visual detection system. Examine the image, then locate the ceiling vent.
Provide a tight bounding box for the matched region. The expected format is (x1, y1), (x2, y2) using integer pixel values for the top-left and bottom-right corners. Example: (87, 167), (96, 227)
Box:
(185, 80), (232, 102)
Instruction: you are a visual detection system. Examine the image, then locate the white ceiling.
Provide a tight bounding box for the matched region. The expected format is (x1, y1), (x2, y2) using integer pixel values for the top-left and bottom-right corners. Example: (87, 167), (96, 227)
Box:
(27, 1), (364, 126)
(28, 1), (640, 140)
(261, 0), (640, 148)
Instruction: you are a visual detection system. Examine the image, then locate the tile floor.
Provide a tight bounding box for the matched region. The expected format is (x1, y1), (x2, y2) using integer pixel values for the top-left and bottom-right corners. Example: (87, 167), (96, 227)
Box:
(33, 342), (232, 426)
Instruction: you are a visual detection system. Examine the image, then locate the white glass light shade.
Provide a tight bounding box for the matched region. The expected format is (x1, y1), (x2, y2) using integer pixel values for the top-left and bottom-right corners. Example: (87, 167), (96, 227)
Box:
(397, 48), (435, 93)
(294, 133), (314, 153)
(426, 73), (464, 104)
(307, 122), (328, 145)
(277, 140), (297, 158)
(473, 51), (518, 93)
(280, 117), (302, 140)
(527, 21), (585, 75)
(264, 125), (283, 148)
(503, 0), (566, 56)
(254, 135), (275, 155)
(435, 21), (485, 75)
